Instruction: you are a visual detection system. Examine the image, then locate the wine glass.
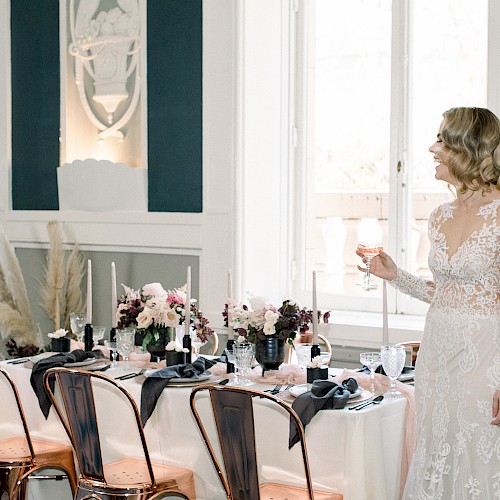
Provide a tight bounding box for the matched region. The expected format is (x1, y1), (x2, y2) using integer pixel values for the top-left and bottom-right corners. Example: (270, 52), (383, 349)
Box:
(70, 313), (86, 343)
(116, 328), (135, 369)
(225, 347), (239, 384)
(295, 344), (313, 368)
(233, 343), (255, 387)
(92, 326), (106, 346)
(360, 352), (382, 394)
(190, 330), (206, 360)
(104, 340), (118, 367)
(380, 345), (406, 398)
(357, 242), (383, 290)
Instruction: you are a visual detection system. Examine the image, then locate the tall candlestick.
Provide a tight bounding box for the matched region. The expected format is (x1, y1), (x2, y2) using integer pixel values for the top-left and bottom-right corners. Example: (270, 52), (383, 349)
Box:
(383, 279), (389, 345)
(86, 260), (92, 324)
(111, 262), (117, 328)
(185, 266), (191, 334)
(312, 271), (319, 345)
(227, 269), (234, 340)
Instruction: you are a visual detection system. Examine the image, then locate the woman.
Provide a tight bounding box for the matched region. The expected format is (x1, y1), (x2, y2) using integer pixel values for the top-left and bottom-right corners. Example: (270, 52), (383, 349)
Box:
(360, 107), (500, 499)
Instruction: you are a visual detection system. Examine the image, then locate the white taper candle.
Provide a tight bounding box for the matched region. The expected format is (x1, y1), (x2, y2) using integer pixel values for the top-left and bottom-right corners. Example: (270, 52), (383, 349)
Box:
(312, 271), (319, 344)
(86, 260), (92, 324)
(111, 262), (117, 328)
(185, 266), (191, 334)
(383, 279), (389, 345)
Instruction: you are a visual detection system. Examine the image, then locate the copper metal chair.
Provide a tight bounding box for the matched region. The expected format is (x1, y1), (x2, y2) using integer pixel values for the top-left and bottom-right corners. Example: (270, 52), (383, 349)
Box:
(396, 341), (421, 366)
(285, 334), (333, 364)
(190, 384), (343, 499)
(44, 367), (196, 500)
(199, 330), (219, 356)
(0, 367), (77, 499)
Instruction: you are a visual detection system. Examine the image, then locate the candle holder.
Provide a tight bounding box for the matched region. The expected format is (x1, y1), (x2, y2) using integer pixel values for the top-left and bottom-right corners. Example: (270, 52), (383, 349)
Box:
(310, 344), (321, 360)
(109, 327), (116, 342)
(183, 334), (192, 364)
(225, 338), (235, 374)
(84, 324), (94, 351)
(307, 365), (328, 390)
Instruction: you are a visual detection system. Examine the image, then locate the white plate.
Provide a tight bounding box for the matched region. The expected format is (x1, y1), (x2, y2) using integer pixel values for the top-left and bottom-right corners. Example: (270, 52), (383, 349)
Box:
(289, 384), (364, 399)
(64, 358), (98, 368)
(143, 369), (212, 384)
(398, 370), (415, 382)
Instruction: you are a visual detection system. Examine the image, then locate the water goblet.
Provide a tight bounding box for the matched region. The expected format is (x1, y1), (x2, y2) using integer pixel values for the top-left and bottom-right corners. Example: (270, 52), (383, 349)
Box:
(70, 312), (86, 343)
(92, 326), (106, 346)
(380, 345), (406, 398)
(233, 343), (255, 387)
(357, 241), (383, 290)
(116, 328), (135, 369)
(295, 343), (313, 368)
(104, 340), (118, 367)
(360, 352), (382, 394)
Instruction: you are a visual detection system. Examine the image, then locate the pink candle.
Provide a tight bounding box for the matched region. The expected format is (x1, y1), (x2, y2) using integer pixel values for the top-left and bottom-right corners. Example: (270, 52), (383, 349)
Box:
(86, 260), (92, 324)
(312, 271), (319, 344)
(111, 262), (117, 328)
(185, 266), (191, 334)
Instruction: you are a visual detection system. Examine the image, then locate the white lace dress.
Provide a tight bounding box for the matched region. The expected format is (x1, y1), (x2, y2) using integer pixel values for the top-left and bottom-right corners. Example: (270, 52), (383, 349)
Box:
(393, 199), (500, 500)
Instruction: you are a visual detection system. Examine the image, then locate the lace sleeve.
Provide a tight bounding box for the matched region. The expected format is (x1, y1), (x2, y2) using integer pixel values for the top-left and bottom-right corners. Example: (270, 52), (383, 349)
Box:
(389, 268), (435, 304)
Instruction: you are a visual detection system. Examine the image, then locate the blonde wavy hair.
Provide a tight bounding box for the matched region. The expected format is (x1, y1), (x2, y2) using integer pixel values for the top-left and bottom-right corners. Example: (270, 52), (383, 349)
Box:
(440, 107), (500, 194)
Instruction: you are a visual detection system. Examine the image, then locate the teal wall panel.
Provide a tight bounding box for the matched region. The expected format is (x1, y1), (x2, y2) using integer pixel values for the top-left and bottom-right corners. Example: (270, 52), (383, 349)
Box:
(11, 0), (60, 210)
(147, 0), (203, 213)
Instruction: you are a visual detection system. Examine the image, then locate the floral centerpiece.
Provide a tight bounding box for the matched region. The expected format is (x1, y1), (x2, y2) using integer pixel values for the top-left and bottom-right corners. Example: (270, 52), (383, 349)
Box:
(117, 282), (214, 355)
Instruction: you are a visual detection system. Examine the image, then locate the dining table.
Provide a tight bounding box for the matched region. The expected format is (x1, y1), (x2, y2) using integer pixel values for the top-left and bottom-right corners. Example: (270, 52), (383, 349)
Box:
(1, 353), (415, 500)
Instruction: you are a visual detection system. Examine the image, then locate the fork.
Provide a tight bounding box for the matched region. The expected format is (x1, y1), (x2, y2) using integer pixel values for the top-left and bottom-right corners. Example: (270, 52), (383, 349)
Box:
(265, 384), (282, 394)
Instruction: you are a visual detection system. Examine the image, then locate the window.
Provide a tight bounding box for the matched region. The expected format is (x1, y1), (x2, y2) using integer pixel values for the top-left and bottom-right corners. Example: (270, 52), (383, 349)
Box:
(292, 0), (489, 316)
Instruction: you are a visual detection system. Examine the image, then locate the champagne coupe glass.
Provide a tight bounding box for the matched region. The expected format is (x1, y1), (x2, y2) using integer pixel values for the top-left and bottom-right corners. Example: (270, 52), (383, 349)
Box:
(380, 345), (406, 398)
(70, 312), (86, 343)
(104, 340), (118, 367)
(357, 242), (383, 290)
(92, 326), (106, 346)
(233, 343), (255, 387)
(116, 328), (135, 369)
(360, 352), (382, 394)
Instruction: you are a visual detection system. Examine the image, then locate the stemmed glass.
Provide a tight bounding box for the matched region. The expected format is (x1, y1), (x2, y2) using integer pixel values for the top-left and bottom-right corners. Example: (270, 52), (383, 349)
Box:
(360, 352), (382, 394)
(233, 343), (255, 387)
(116, 328), (135, 369)
(225, 347), (239, 384)
(380, 345), (406, 398)
(92, 326), (106, 346)
(104, 340), (118, 367)
(70, 312), (86, 343)
(357, 242), (383, 290)
(190, 330), (206, 360)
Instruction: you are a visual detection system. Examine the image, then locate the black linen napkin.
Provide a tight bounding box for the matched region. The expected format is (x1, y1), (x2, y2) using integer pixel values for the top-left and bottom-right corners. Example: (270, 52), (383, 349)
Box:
(356, 365), (414, 376)
(289, 377), (359, 448)
(30, 349), (104, 418)
(140, 356), (221, 426)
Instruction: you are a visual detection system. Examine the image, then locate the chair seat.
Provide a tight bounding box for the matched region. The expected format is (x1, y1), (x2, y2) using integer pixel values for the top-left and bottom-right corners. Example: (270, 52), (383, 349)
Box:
(0, 436), (33, 464)
(260, 482), (343, 499)
(103, 458), (195, 498)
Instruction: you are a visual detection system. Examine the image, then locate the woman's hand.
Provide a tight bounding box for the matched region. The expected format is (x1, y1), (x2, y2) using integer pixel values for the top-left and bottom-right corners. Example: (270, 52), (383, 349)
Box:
(492, 390), (500, 425)
(356, 249), (398, 281)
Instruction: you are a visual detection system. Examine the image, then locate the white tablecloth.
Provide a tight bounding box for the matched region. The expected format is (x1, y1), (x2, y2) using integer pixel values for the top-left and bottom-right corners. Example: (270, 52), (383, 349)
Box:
(1, 361), (409, 500)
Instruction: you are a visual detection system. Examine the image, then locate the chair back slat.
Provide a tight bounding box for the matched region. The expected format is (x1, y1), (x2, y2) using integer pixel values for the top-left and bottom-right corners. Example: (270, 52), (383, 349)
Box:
(211, 390), (259, 500)
(57, 372), (104, 480)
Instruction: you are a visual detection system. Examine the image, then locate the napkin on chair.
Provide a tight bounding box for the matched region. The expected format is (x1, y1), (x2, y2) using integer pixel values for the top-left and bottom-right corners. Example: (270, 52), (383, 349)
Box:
(140, 356), (222, 426)
(288, 377), (359, 448)
(30, 349), (104, 418)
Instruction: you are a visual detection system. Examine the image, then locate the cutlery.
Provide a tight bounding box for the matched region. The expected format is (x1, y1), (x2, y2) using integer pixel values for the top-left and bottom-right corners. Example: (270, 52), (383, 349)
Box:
(218, 379), (230, 385)
(115, 372), (141, 380)
(7, 358), (30, 365)
(349, 395), (384, 411)
(264, 384), (282, 394)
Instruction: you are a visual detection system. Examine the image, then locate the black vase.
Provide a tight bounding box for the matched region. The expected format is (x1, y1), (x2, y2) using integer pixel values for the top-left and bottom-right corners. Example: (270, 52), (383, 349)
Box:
(136, 326), (176, 362)
(255, 336), (286, 374)
(51, 337), (71, 352)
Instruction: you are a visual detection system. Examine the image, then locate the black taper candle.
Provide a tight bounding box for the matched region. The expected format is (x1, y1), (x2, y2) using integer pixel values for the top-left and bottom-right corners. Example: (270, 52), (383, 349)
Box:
(84, 323), (94, 351)
(183, 334), (192, 364)
(310, 344), (321, 360)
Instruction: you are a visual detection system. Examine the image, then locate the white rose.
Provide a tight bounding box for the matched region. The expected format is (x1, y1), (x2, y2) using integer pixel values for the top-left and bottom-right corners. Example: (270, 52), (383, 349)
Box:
(48, 328), (68, 339)
(263, 322), (276, 335)
(264, 310), (279, 324)
(166, 341), (177, 351)
(137, 310), (154, 328)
